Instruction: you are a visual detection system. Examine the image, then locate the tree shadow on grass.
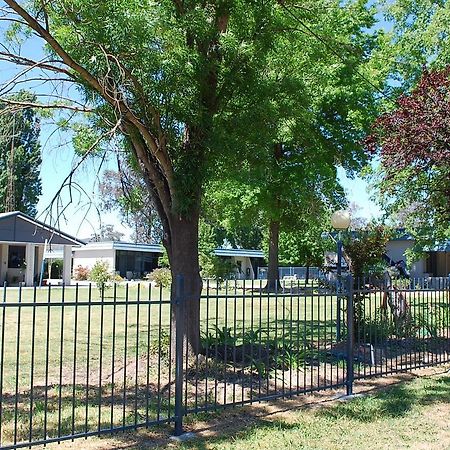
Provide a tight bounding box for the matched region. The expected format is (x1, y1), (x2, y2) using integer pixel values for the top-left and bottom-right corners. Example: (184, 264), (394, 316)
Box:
(318, 375), (450, 423)
(4, 373), (449, 449)
(100, 374), (450, 450)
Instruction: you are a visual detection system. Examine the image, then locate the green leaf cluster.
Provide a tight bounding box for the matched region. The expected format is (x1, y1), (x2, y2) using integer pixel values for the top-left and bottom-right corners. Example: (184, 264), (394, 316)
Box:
(343, 224), (391, 278)
(0, 91), (42, 216)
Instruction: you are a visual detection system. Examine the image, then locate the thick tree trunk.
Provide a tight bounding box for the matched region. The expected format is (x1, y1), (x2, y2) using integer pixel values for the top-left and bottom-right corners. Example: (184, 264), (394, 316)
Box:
(265, 219), (281, 292)
(265, 142), (283, 292)
(167, 214), (203, 355)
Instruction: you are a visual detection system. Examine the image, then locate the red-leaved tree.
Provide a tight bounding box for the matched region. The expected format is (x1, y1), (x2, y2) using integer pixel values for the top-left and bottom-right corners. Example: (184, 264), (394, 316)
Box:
(366, 67), (450, 251)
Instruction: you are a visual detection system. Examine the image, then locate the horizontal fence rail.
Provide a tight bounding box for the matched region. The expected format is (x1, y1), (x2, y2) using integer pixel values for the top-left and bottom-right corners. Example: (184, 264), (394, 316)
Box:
(0, 276), (449, 448)
(0, 283), (174, 449)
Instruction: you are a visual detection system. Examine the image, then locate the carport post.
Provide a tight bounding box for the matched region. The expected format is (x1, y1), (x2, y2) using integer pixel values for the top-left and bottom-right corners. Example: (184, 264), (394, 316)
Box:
(62, 245), (72, 285)
(24, 243), (34, 286)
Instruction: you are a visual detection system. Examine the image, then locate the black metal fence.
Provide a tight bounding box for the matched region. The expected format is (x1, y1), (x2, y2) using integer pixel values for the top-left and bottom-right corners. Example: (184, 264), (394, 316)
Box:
(0, 283), (174, 449)
(0, 276), (449, 448)
(352, 277), (450, 379)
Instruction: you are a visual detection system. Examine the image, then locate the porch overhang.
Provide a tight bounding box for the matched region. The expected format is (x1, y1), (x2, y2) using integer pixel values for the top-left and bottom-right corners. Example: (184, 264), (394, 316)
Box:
(0, 212), (84, 286)
(0, 211), (84, 246)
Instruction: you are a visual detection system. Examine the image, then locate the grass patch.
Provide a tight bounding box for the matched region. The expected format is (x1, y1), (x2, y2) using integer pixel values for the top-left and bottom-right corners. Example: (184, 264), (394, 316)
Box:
(0, 284), (449, 448)
(173, 373), (450, 450)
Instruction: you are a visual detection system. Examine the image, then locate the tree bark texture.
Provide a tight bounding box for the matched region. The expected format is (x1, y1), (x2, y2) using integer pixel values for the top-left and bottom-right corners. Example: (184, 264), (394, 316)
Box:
(265, 143), (283, 292)
(266, 219), (281, 292)
(167, 213), (203, 355)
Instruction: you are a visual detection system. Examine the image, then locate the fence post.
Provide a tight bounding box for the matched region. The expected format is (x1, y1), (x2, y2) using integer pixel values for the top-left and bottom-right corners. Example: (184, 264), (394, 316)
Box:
(173, 274), (185, 436)
(346, 274), (354, 396)
(336, 238), (343, 341)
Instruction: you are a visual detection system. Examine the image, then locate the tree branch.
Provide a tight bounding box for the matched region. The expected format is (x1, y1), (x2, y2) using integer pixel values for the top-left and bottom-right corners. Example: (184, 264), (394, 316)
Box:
(0, 97), (94, 114)
(0, 51), (73, 76)
(3, 0), (177, 198)
(40, 118), (123, 231)
(124, 122), (173, 221)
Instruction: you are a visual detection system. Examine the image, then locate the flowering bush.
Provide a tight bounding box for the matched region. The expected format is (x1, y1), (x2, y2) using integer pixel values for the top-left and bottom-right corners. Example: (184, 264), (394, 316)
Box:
(74, 265), (90, 281)
(148, 268), (172, 288)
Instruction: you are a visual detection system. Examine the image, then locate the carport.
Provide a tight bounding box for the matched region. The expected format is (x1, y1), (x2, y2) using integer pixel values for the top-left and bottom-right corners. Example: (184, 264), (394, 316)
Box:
(0, 211), (84, 286)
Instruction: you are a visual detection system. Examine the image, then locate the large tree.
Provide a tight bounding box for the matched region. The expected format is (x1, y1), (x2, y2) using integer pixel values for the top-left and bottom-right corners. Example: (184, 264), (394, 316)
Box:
(0, 1), (385, 352)
(204, 0), (386, 291)
(366, 0), (450, 255)
(380, 0), (450, 84)
(0, 91), (42, 215)
(0, 0), (284, 353)
(89, 223), (125, 242)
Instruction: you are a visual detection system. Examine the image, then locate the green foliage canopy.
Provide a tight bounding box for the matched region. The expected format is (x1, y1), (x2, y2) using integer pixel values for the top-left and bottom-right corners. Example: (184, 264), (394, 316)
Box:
(367, 1), (450, 254)
(0, 91), (42, 216)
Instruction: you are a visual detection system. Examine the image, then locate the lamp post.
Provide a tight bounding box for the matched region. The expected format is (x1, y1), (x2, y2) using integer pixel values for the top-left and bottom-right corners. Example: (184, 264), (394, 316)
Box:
(331, 209), (351, 341)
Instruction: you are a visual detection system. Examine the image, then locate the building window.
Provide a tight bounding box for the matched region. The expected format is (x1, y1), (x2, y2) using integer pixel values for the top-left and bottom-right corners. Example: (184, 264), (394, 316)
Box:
(8, 245), (26, 269)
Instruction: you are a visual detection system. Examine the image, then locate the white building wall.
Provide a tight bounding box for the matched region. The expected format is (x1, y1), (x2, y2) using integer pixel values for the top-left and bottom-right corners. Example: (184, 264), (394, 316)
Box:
(385, 241), (412, 263)
(385, 240), (426, 277)
(410, 259), (426, 277)
(72, 248), (115, 275)
(232, 256), (255, 280)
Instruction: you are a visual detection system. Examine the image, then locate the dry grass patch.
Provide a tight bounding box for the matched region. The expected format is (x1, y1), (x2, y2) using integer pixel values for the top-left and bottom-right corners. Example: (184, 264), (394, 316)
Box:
(30, 366), (450, 450)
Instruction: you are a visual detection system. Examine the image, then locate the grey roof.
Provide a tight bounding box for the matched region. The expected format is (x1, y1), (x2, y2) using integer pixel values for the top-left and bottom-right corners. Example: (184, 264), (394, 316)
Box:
(214, 248), (264, 258)
(74, 241), (164, 253)
(0, 211), (84, 246)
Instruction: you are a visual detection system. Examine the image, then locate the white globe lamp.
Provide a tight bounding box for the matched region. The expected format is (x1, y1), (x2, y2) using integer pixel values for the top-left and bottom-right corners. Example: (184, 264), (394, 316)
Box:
(331, 209), (351, 231)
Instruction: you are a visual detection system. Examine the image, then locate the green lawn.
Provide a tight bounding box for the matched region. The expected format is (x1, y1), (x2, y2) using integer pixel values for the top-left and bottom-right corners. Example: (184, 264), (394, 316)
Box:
(0, 283), (447, 396)
(35, 369), (450, 450)
(0, 283), (448, 448)
(0, 283), (342, 391)
(0, 283), (341, 446)
(172, 371), (450, 450)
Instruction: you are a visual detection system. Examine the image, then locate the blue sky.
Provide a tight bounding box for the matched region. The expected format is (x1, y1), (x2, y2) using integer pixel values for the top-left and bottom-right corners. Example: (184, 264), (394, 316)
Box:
(0, 11), (384, 241)
(36, 146), (382, 240)
(36, 129), (383, 240)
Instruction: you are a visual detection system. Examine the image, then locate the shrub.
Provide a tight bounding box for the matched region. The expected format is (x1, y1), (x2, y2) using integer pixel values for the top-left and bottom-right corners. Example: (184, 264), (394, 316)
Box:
(89, 260), (113, 293)
(148, 268), (172, 288)
(358, 308), (395, 344)
(113, 273), (124, 282)
(74, 265), (90, 281)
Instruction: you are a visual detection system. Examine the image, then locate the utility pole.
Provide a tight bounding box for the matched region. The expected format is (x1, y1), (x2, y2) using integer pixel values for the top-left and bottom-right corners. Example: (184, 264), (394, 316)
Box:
(5, 113), (16, 212)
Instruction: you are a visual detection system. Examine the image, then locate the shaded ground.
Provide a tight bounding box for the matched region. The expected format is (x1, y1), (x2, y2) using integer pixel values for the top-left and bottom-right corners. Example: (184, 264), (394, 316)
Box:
(32, 364), (450, 450)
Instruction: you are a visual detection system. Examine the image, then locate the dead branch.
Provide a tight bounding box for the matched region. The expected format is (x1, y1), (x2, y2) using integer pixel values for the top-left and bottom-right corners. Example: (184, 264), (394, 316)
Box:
(38, 118), (123, 231)
(3, 1), (177, 195)
(0, 97), (94, 113)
